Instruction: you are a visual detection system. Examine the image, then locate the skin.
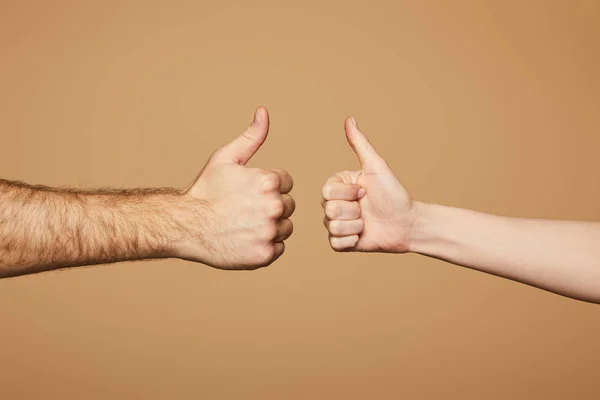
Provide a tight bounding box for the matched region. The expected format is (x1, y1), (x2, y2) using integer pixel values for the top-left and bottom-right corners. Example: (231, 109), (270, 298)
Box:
(0, 107), (295, 278)
(3, 107), (599, 305)
(322, 117), (600, 304)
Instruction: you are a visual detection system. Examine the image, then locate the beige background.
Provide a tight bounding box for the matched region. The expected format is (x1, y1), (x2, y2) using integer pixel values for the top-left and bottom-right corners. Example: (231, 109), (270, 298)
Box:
(1, 0), (599, 399)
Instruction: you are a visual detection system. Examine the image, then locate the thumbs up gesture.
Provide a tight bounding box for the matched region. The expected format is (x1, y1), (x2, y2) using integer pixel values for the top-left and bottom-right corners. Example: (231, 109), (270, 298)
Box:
(173, 107), (295, 269)
(321, 117), (417, 253)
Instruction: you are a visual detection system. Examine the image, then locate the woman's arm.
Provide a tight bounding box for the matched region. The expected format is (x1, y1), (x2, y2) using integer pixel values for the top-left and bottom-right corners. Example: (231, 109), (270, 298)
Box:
(321, 117), (600, 303)
(409, 202), (600, 303)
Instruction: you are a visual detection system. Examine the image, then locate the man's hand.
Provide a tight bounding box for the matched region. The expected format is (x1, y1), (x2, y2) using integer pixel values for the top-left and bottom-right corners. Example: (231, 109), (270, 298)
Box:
(321, 117), (416, 253)
(172, 107), (295, 270)
(0, 106), (294, 277)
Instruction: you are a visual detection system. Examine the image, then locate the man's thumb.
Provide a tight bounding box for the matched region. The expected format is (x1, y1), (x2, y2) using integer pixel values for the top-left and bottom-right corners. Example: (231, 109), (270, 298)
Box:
(212, 107), (270, 165)
(345, 117), (384, 169)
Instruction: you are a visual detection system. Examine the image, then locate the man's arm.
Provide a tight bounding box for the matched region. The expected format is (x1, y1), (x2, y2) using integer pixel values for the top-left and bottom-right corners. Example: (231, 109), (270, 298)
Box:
(321, 117), (600, 303)
(0, 181), (185, 277)
(0, 107), (295, 278)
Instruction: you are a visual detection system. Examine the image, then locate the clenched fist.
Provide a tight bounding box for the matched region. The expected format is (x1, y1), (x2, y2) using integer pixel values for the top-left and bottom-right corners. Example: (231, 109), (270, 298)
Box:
(172, 107), (295, 270)
(321, 117), (416, 253)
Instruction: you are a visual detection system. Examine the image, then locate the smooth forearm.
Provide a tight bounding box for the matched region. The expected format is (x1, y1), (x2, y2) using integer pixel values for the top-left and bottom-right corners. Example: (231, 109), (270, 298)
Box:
(408, 201), (600, 302)
(0, 180), (191, 277)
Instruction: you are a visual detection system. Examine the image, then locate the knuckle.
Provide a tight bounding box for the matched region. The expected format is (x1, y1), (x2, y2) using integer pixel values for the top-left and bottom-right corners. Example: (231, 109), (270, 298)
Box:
(321, 184), (333, 199)
(325, 202), (339, 219)
(261, 171), (280, 191)
(261, 223), (277, 240)
(255, 245), (275, 265)
(328, 220), (341, 235)
(268, 199), (284, 217)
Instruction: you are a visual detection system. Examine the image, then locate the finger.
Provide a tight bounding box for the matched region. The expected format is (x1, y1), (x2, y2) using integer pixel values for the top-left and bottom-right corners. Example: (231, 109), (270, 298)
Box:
(274, 219), (294, 241)
(320, 196), (332, 209)
(272, 241), (286, 262)
(323, 200), (361, 220)
(211, 107), (270, 165)
(326, 218), (364, 237)
(322, 180), (366, 201)
(269, 168), (293, 193)
(281, 194), (296, 219)
(329, 234), (359, 252)
(344, 116), (385, 170)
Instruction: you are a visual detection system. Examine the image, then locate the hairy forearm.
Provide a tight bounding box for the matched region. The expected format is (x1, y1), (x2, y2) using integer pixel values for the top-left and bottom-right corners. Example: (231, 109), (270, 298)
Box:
(409, 202), (600, 303)
(0, 179), (191, 277)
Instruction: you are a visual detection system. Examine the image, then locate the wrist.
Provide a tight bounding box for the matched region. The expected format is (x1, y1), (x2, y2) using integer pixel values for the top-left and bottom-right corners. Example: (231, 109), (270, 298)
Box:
(406, 201), (435, 254)
(407, 201), (465, 258)
(162, 192), (213, 262)
(147, 192), (189, 259)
